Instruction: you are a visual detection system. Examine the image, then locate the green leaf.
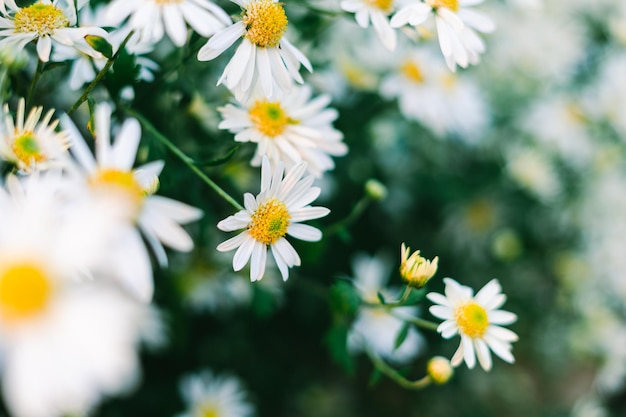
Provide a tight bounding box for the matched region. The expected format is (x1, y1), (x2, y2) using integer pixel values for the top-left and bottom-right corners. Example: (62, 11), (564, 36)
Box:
(328, 280), (361, 317)
(84, 35), (113, 59)
(393, 322), (410, 351)
(368, 367), (383, 387)
(324, 323), (355, 374)
(193, 145), (240, 167)
(377, 291), (386, 305)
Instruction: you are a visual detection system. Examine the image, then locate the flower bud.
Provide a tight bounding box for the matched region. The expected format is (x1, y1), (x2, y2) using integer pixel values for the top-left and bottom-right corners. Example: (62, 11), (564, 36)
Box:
(427, 356), (453, 385)
(365, 179), (387, 201)
(400, 243), (438, 288)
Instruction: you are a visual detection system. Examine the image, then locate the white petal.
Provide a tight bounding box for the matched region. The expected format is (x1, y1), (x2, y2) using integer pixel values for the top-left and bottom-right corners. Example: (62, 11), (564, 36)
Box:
(489, 310), (517, 326)
(217, 231), (248, 251)
(249, 240), (267, 281)
(474, 338), (492, 371)
(287, 223), (321, 241)
(233, 234), (255, 271)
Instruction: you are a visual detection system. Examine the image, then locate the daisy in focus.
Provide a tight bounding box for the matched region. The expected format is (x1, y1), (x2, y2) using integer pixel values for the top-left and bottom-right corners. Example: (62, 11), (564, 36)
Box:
(427, 278), (518, 371)
(197, 0), (312, 101)
(104, 0), (231, 47)
(0, 174), (156, 417)
(390, 0), (495, 71)
(340, 0), (398, 50)
(218, 85), (347, 177)
(177, 370), (255, 417)
(0, 0), (108, 63)
(61, 103), (203, 302)
(217, 156), (329, 281)
(347, 253), (425, 363)
(0, 98), (69, 173)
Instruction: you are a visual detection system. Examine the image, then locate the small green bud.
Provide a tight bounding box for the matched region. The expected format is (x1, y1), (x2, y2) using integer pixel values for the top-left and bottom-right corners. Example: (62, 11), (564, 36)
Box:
(365, 179), (387, 201)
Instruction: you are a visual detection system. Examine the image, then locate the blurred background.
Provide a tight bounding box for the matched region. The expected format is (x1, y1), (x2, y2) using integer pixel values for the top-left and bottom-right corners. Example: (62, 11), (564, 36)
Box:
(4, 0), (626, 416)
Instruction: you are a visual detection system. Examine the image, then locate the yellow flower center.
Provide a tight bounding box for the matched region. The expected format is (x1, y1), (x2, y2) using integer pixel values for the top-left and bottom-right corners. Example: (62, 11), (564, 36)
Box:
(0, 263), (51, 323)
(400, 61), (424, 84)
(248, 198), (291, 245)
(429, 0), (459, 12)
(455, 301), (489, 338)
(200, 405), (219, 417)
(243, 0), (288, 48)
(14, 3), (69, 36)
(248, 100), (297, 137)
(365, 0), (393, 12)
(11, 132), (45, 165)
(89, 168), (146, 215)
(465, 199), (495, 233)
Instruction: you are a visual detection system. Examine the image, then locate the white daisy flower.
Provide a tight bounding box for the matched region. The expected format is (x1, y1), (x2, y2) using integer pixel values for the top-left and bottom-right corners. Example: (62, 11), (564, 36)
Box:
(0, 98), (69, 173)
(380, 48), (489, 140)
(390, 0), (495, 71)
(217, 156), (329, 281)
(177, 370), (255, 417)
(427, 278), (518, 371)
(340, 0), (398, 50)
(104, 0), (231, 47)
(218, 85), (347, 177)
(0, 0), (108, 63)
(197, 0), (313, 101)
(347, 253), (425, 363)
(0, 173), (156, 417)
(61, 103), (203, 302)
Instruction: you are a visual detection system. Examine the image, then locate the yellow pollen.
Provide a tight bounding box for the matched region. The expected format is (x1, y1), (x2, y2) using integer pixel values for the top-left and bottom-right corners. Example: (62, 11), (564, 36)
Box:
(455, 302), (489, 338)
(243, 0), (288, 48)
(248, 198), (291, 245)
(11, 131), (45, 165)
(429, 0), (459, 12)
(14, 3), (69, 36)
(0, 263), (51, 323)
(400, 61), (425, 83)
(89, 168), (146, 213)
(248, 100), (297, 137)
(365, 0), (393, 12)
(200, 405), (219, 417)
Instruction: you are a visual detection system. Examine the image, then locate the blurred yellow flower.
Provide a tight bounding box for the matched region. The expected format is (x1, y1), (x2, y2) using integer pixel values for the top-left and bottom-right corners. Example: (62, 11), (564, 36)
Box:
(399, 243), (438, 288)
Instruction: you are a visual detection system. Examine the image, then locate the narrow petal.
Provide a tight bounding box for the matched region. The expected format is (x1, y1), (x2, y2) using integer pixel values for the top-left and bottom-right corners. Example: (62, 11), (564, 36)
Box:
(217, 231), (248, 252)
(287, 223), (322, 241)
(233, 234), (255, 271)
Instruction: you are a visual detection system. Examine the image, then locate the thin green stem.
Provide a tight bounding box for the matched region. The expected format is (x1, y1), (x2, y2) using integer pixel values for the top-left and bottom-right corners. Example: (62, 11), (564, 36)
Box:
(68, 30), (135, 115)
(25, 59), (44, 108)
(126, 108), (244, 211)
(366, 347), (431, 390)
(325, 194), (372, 236)
(395, 314), (440, 332)
(362, 286), (413, 308)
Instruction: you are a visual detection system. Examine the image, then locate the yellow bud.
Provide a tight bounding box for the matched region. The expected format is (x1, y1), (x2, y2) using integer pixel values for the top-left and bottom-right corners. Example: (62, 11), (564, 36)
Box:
(427, 356), (453, 385)
(399, 243), (438, 288)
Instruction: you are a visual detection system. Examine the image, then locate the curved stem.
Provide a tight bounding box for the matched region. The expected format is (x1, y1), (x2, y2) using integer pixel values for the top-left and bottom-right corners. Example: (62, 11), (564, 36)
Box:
(126, 108), (244, 211)
(25, 59), (44, 108)
(325, 193), (372, 236)
(68, 30), (135, 115)
(393, 313), (440, 332)
(366, 347), (431, 390)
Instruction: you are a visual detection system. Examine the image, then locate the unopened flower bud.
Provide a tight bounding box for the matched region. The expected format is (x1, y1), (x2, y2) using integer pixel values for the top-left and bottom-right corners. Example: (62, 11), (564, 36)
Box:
(400, 243), (438, 288)
(427, 356), (453, 385)
(365, 179), (387, 201)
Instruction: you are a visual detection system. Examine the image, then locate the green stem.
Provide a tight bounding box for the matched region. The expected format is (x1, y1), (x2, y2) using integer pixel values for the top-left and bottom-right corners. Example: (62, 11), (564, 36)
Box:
(325, 194), (372, 236)
(68, 30), (135, 115)
(366, 347), (431, 390)
(25, 59), (44, 108)
(395, 314), (440, 332)
(126, 108), (244, 211)
(363, 286), (413, 308)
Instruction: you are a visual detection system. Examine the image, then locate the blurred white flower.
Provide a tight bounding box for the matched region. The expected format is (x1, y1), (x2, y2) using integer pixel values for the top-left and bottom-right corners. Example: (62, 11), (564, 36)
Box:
(104, 0), (231, 47)
(217, 156), (329, 281)
(0, 98), (69, 172)
(427, 278), (518, 371)
(341, 0), (398, 50)
(218, 85), (347, 177)
(197, 0), (312, 101)
(0, 0), (107, 62)
(380, 48), (489, 141)
(177, 370), (255, 417)
(390, 0), (495, 71)
(505, 146), (562, 202)
(0, 173), (156, 417)
(347, 253), (425, 363)
(61, 103), (203, 302)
